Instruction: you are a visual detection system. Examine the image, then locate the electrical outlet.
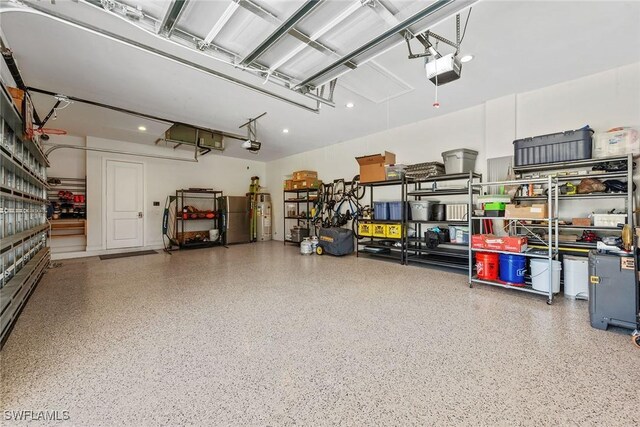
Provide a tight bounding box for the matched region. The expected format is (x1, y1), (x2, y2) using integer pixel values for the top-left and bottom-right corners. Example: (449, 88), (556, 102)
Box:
(153, 201), (160, 206)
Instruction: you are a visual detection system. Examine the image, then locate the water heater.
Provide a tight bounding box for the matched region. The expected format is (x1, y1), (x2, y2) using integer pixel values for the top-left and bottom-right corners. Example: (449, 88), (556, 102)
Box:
(256, 193), (272, 241)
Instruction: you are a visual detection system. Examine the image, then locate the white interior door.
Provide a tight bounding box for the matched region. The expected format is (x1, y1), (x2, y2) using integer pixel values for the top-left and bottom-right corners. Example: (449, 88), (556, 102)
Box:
(106, 160), (144, 249)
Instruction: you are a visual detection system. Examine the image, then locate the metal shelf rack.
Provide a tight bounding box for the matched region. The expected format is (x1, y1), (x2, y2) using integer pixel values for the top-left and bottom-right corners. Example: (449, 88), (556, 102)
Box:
(0, 83), (49, 347)
(469, 177), (560, 304)
(283, 188), (318, 245)
(405, 171), (482, 270)
(174, 189), (224, 249)
(356, 178), (406, 264)
(512, 154), (634, 251)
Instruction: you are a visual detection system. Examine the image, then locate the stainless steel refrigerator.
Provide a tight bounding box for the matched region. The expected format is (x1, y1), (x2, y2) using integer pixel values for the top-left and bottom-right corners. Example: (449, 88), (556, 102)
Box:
(219, 196), (251, 244)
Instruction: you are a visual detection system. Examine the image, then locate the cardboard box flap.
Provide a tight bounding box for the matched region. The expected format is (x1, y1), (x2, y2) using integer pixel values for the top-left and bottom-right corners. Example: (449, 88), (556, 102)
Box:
(356, 151), (396, 166)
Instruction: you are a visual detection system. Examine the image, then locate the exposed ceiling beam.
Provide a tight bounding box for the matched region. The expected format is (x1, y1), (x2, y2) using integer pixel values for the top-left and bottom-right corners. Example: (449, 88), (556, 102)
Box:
(268, 0), (362, 73)
(240, 0), (324, 67)
(200, 1), (239, 47)
(296, 0), (475, 90)
(157, 0), (189, 37)
(17, 3), (320, 113)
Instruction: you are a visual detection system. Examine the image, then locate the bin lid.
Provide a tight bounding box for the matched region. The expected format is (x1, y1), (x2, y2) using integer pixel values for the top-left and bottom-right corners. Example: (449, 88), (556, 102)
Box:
(441, 148), (478, 157)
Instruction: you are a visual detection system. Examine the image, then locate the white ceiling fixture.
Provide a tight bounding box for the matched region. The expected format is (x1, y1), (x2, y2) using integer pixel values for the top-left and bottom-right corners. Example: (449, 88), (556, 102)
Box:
(282, 128), (289, 133)
(200, 1), (240, 49)
(138, 125), (147, 131)
(346, 102), (354, 108)
(460, 54), (474, 63)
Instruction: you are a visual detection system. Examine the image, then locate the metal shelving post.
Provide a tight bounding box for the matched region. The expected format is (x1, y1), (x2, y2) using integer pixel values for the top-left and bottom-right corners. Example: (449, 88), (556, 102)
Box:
(469, 176), (559, 304)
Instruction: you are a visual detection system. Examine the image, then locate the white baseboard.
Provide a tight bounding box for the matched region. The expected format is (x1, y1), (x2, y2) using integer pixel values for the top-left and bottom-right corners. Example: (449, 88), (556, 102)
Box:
(51, 244), (166, 260)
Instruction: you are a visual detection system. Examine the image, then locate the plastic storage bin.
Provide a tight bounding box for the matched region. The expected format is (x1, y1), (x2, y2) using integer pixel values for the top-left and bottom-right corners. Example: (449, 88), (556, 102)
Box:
(513, 128), (593, 166)
(385, 224), (403, 239)
(373, 224), (386, 238)
(441, 149), (478, 174)
(455, 226), (469, 244)
(385, 164), (406, 180)
(409, 200), (437, 221)
(358, 222), (373, 237)
(592, 213), (626, 227)
(593, 128), (640, 158)
(373, 201), (389, 220)
(388, 201), (404, 221)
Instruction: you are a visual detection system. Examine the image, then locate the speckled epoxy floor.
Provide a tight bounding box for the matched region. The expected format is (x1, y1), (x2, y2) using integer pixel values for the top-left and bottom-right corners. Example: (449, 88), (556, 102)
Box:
(1, 242), (638, 426)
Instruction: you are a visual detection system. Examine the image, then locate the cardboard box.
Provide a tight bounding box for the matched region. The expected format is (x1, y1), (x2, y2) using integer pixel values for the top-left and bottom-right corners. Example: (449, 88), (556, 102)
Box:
(283, 179), (294, 191)
(472, 234), (493, 249)
(572, 217), (591, 227)
(355, 151), (396, 183)
(7, 87), (24, 110)
(505, 203), (548, 220)
(502, 236), (528, 252)
(292, 178), (321, 190)
(484, 236), (528, 252)
(292, 170), (318, 180)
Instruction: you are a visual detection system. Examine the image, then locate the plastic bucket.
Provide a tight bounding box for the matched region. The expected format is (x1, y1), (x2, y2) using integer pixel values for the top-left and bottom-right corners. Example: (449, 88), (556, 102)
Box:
(476, 252), (499, 280)
(530, 259), (561, 294)
(499, 253), (526, 285)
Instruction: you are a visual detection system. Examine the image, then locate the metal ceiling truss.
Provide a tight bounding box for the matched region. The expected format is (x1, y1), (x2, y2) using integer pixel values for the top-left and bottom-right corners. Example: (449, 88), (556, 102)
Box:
(239, 0), (323, 67)
(157, 0), (189, 37)
(79, 0), (338, 107)
(18, 0), (322, 113)
(296, 0), (476, 90)
(20, 0), (474, 111)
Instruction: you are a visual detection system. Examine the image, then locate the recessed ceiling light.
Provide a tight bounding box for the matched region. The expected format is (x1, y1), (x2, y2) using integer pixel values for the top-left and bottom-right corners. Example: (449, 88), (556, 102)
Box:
(346, 102), (354, 108)
(138, 126), (147, 131)
(460, 54), (474, 63)
(282, 128), (289, 134)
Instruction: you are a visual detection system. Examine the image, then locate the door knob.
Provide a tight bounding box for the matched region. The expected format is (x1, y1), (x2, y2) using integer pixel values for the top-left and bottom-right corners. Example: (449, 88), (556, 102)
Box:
(138, 212), (144, 218)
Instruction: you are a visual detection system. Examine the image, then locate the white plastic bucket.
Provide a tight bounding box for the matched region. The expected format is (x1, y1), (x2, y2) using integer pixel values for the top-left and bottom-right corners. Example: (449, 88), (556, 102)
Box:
(209, 229), (220, 241)
(530, 259), (561, 294)
(563, 256), (589, 299)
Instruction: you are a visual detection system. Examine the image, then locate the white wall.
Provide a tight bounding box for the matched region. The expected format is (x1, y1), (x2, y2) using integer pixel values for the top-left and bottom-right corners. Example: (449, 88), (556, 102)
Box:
(266, 62), (640, 240)
(84, 137), (266, 252)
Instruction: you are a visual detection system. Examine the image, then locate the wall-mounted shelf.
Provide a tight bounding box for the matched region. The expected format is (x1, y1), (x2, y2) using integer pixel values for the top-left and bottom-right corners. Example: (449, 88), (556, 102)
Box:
(1, 81), (50, 347)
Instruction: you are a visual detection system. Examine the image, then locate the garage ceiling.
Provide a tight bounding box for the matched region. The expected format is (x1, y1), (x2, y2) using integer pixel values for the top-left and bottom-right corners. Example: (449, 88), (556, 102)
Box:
(1, 0), (639, 161)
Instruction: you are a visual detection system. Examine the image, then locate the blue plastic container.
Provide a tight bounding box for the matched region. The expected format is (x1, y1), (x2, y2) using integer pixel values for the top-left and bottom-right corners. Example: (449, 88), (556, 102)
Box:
(499, 253), (526, 284)
(388, 201), (404, 221)
(374, 201), (389, 220)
